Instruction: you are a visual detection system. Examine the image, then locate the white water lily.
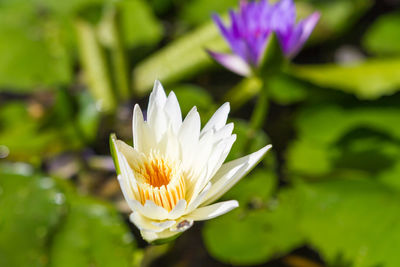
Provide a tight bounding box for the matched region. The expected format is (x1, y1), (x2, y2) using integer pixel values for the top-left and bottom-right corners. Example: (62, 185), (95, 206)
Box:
(110, 80), (271, 243)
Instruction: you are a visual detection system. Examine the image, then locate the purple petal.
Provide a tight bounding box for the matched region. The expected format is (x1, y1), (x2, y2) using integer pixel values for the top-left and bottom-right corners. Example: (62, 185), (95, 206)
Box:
(207, 50), (251, 76)
(271, 0), (296, 32)
(213, 12), (249, 64)
(212, 13), (233, 44)
(283, 12), (320, 58)
(211, 0), (319, 67)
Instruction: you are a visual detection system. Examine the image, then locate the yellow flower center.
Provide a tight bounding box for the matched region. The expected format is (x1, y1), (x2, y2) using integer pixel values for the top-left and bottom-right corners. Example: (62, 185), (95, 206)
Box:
(133, 153), (186, 211)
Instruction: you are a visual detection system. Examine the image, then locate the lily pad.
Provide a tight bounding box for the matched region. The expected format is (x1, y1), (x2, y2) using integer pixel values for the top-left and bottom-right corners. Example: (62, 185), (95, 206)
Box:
(291, 59), (400, 99)
(49, 195), (135, 267)
(363, 12), (400, 55)
(294, 179), (400, 267)
(0, 173), (66, 267)
(0, 169), (137, 267)
(203, 169), (302, 265)
(286, 105), (400, 178)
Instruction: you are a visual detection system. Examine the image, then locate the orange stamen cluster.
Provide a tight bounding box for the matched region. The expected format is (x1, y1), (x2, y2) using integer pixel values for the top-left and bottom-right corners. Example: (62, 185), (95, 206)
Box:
(134, 156), (186, 211)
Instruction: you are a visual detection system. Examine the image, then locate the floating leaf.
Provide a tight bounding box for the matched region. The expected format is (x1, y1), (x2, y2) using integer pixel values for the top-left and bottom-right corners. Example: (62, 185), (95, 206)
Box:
(286, 105), (400, 178)
(49, 196), (135, 267)
(0, 170), (137, 267)
(293, 179), (400, 267)
(363, 12), (400, 55)
(203, 169), (302, 265)
(0, 173), (66, 267)
(291, 59), (400, 99)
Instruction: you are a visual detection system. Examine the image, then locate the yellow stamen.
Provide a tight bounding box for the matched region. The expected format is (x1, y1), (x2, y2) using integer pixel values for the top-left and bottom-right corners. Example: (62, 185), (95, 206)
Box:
(134, 153), (186, 211)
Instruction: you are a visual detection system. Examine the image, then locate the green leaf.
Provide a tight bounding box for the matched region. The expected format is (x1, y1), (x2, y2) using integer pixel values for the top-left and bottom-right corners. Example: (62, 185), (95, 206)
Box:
(132, 21), (228, 95)
(49, 196), (135, 267)
(0, 101), (82, 163)
(203, 169), (302, 265)
(0, 6), (72, 90)
(0, 170), (137, 267)
(224, 77), (262, 111)
(205, 176), (400, 266)
(0, 0), (112, 91)
(118, 0), (163, 48)
(292, 179), (400, 267)
(76, 91), (101, 142)
(268, 73), (309, 105)
(109, 134), (121, 175)
(291, 59), (400, 99)
(363, 12), (400, 55)
(286, 105), (400, 178)
(303, 0), (373, 42)
(34, 0), (111, 15)
(179, 0), (237, 26)
(0, 173), (66, 267)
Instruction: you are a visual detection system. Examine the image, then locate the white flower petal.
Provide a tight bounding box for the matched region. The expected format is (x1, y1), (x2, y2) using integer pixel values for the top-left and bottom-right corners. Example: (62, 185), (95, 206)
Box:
(146, 81), (170, 143)
(202, 144), (272, 205)
(167, 199), (187, 220)
(164, 91), (182, 133)
(213, 122), (234, 141)
(140, 228), (178, 243)
(116, 152), (139, 200)
(143, 200), (170, 219)
(186, 200), (239, 221)
(157, 126), (181, 160)
(115, 140), (140, 164)
(148, 80), (167, 116)
(178, 107), (200, 146)
(178, 107), (201, 170)
(117, 175), (137, 211)
(112, 137), (140, 201)
(131, 200), (169, 220)
(201, 102), (230, 135)
(129, 212), (175, 233)
(188, 135), (236, 202)
(133, 104), (154, 153)
(151, 220), (177, 230)
(189, 130), (214, 179)
(148, 101), (168, 143)
(205, 134), (237, 182)
(186, 182), (212, 214)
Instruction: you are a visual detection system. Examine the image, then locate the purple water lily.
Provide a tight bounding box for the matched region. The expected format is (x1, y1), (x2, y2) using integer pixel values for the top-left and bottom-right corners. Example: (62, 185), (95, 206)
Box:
(209, 0), (320, 76)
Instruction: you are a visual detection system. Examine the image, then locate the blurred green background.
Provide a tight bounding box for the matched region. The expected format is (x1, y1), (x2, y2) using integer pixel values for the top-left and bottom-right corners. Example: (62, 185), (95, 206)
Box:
(1, 0), (400, 266)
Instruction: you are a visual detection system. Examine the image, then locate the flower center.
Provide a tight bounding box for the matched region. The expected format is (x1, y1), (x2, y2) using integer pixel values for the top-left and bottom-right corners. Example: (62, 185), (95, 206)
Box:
(141, 158), (172, 187)
(133, 153), (186, 211)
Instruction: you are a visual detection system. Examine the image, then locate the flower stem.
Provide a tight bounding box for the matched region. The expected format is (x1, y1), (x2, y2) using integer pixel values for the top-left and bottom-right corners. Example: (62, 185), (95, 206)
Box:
(250, 80), (269, 132)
